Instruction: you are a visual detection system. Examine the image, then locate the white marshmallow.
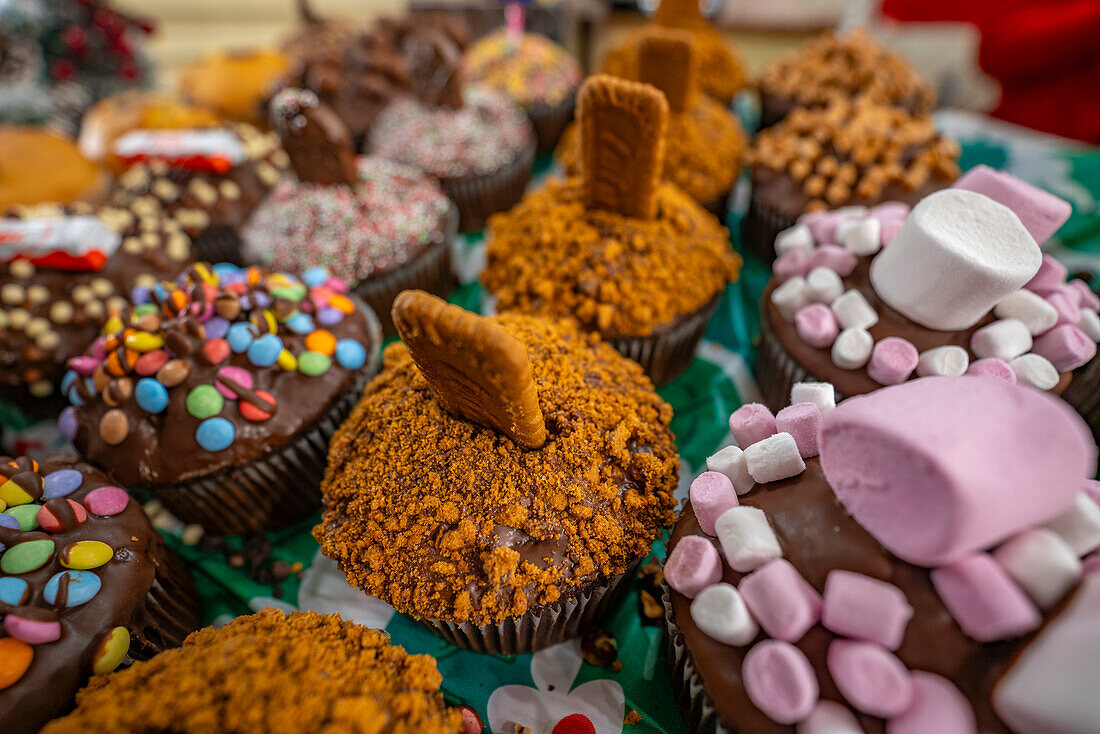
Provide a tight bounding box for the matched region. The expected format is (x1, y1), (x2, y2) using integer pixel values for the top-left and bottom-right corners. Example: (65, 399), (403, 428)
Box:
(916, 345), (969, 377)
(831, 328), (874, 370)
(744, 432), (806, 483)
(830, 290), (878, 330)
(971, 318), (1033, 361)
(772, 277), (811, 322)
(1010, 354), (1060, 391)
(1044, 492), (1100, 556)
(1078, 309), (1100, 342)
(791, 381), (836, 414)
(691, 582), (759, 646)
(837, 217), (882, 257)
(994, 529), (1082, 609)
(715, 505), (783, 573)
(796, 701), (864, 734)
(869, 190), (1042, 331)
(706, 445), (756, 496)
(775, 224), (815, 257)
(995, 290), (1059, 336)
(831, 205), (869, 219)
(806, 267), (845, 304)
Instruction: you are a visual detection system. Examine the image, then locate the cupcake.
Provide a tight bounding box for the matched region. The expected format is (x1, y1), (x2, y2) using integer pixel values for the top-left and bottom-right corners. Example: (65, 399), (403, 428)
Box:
(1, 201), (192, 418)
(757, 28), (935, 130)
(243, 89), (457, 338)
(0, 127), (109, 209)
(663, 375), (1100, 733)
(65, 262), (382, 535)
(178, 48), (292, 128)
(315, 291), (678, 654)
(462, 29), (582, 154)
(602, 0), (746, 107)
(108, 122), (290, 263)
(0, 455), (201, 734)
(757, 181), (1098, 418)
(742, 98), (960, 264)
(484, 75), (740, 386)
(40, 609), (463, 734)
(557, 28), (746, 220)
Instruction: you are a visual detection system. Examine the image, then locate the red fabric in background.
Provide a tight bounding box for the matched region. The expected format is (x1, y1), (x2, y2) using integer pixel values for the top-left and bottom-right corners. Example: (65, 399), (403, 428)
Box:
(881, 0), (1100, 143)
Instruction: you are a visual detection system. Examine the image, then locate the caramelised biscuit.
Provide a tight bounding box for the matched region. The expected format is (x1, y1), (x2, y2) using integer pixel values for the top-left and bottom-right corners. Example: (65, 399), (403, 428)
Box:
(392, 290), (546, 449)
(269, 88), (359, 187)
(638, 29), (697, 113)
(654, 0), (704, 27)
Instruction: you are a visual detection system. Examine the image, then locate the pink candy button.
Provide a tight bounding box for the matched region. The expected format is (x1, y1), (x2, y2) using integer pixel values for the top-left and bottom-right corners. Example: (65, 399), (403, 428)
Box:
(729, 404), (777, 449)
(739, 559), (822, 643)
(742, 640), (819, 725)
(1032, 324), (1097, 372)
(822, 570), (913, 650)
(83, 486), (130, 517)
(828, 639), (914, 718)
(966, 357), (1017, 383)
(775, 403), (823, 458)
(215, 366), (254, 400)
(867, 337), (919, 386)
(794, 305), (839, 349)
(931, 552), (1042, 642)
(665, 536), (722, 599)
(4, 615), (62, 644)
(689, 472), (738, 536)
(886, 671), (976, 734)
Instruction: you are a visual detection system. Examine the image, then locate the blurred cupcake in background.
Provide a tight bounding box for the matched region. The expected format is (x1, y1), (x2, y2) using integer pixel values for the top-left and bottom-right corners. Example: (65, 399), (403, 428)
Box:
(178, 48), (292, 128)
(0, 127), (109, 210)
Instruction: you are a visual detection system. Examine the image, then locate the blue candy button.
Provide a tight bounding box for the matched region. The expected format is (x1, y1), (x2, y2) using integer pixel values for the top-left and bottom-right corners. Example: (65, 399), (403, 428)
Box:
(43, 469), (83, 499)
(302, 267), (330, 288)
(335, 339), (367, 370)
(247, 334), (283, 367)
(196, 417), (235, 452)
(0, 577), (29, 605)
(286, 313), (315, 335)
(227, 322), (256, 353)
(43, 571), (102, 607)
(135, 378), (170, 414)
(0, 512), (21, 530)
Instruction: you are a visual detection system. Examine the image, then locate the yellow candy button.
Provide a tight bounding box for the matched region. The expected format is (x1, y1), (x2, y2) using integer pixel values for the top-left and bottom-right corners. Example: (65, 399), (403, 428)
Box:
(0, 498), (6, 512)
(0, 479), (34, 507)
(123, 331), (164, 352)
(60, 540), (113, 570)
(276, 349), (297, 371)
(92, 627), (130, 674)
(0, 638), (33, 689)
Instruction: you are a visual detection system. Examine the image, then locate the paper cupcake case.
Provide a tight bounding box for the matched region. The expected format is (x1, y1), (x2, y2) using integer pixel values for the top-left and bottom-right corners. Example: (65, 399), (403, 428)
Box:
(128, 538), (203, 657)
(610, 295), (721, 387)
(755, 312), (849, 412)
(442, 140), (536, 234)
(191, 224), (245, 266)
(528, 95), (577, 155)
(702, 189), (733, 226)
(740, 190), (794, 265)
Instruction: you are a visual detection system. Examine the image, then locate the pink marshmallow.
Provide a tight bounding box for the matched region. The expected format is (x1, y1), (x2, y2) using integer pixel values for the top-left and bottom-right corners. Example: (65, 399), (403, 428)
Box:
(886, 672), (977, 734)
(827, 639), (914, 718)
(1026, 254), (1069, 294)
(1082, 479), (1100, 507)
(880, 218), (904, 247)
(690, 472), (738, 536)
(801, 211), (843, 244)
(822, 570), (914, 650)
(794, 304), (839, 349)
(1084, 552), (1100, 575)
(1033, 324), (1097, 371)
(966, 357), (1017, 383)
(819, 376), (1094, 566)
(931, 552), (1042, 642)
(810, 245), (858, 277)
(1046, 291), (1081, 328)
(775, 403), (823, 458)
(775, 250), (813, 282)
(1069, 279), (1100, 313)
(742, 640), (819, 725)
(739, 559), (822, 643)
(867, 337), (919, 385)
(953, 165), (1071, 245)
(870, 201), (911, 221)
(730, 403), (777, 449)
(665, 536), (723, 599)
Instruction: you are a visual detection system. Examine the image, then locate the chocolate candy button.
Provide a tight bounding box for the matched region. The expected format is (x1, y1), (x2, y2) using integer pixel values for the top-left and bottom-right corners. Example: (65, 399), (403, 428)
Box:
(156, 358), (191, 387)
(84, 486), (130, 516)
(0, 479), (34, 507)
(42, 469), (83, 499)
(1, 539), (55, 574)
(299, 351), (331, 376)
(60, 540), (113, 570)
(6, 504), (41, 532)
(0, 577), (29, 605)
(37, 499), (87, 532)
(0, 638), (33, 689)
(247, 334), (283, 366)
(186, 385), (224, 419)
(4, 615), (61, 645)
(92, 627), (130, 674)
(99, 409), (129, 445)
(196, 417), (235, 451)
(136, 377), (170, 413)
(44, 570), (102, 607)
(227, 322), (255, 353)
(335, 339), (367, 369)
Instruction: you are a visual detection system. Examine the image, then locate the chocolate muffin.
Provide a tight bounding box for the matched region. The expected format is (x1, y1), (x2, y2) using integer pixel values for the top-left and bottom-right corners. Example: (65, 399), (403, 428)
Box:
(0, 455), (201, 734)
(485, 75), (740, 385)
(40, 609), (463, 734)
(64, 262), (382, 535)
(315, 292), (678, 654)
(664, 376), (1100, 733)
(742, 98), (959, 264)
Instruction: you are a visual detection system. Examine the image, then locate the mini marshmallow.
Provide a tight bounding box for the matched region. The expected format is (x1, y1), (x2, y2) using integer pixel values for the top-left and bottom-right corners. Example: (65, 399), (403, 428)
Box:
(796, 701), (863, 734)
(729, 403), (777, 449)
(880, 218), (903, 247)
(775, 250), (813, 283)
(870, 201), (910, 221)
(806, 267), (845, 304)
(664, 536), (723, 598)
(715, 506), (783, 573)
(830, 290), (878, 330)
(869, 190), (1042, 330)
(690, 471), (739, 536)
(739, 559), (822, 643)
(1069, 279), (1100, 312)
(1045, 291), (1080, 328)
(831, 328), (874, 370)
(775, 403), (823, 458)
(970, 319), (1033, 362)
(867, 337), (919, 386)
(810, 245), (858, 277)
(832, 205), (869, 219)
(1032, 324), (1097, 371)
(827, 640), (914, 719)
(691, 582), (758, 646)
(994, 289), (1059, 336)
(1083, 479), (1100, 507)
(1059, 282), (1084, 309)
(1043, 491), (1100, 556)
(887, 672), (977, 734)
(1025, 254), (1068, 294)
(772, 277), (811, 322)
(821, 570), (913, 650)
(775, 224), (815, 257)
(1009, 354), (1060, 391)
(993, 528), (1082, 609)
(930, 552), (1042, 641)
(836, 217), (882, 256)
(742, 640), (819, 726)
(1077, 309), (1100, 341)
(800, 209), (843, 244)
(967, 357), (1017, 383)
(916, 345), (969, 377)
(953, 165), (1072, 245)
(706, 445), (755, 496)
(744, 432), (806, 483)
(795, 304), (840, 349)
(791, 381), (836, 414)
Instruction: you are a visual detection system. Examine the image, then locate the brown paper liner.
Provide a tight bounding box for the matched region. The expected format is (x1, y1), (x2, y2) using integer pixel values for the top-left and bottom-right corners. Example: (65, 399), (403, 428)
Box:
(740, 186), (792, 265)
(1058, 353), (1100, 445)
(609, 295), (721, 387)
(756, 310), (850, 413)
(528, 95), (577, 155)
(702, 189), (733, 225)
(417, 562), (638, 655)
(442, 139), (536, 233)
(128, 536), (203, 659)
(192, 225), (245, 265)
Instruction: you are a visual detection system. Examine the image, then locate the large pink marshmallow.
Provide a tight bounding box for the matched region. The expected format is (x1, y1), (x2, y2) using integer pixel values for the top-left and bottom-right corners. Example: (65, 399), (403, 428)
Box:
(887, 672), (977, 734)
(953, 165), (1071, 245)
(827, 639), (914, 718)
(730, 403), (777, 449)
(739, 559), (822, 643)
(931, 552), (1042, 642)
(690, 471), (738, 536)
(819, 376), (1095, 566)
(1032, 324), (1097, 372)
(822, 570), (913, 650)
(665, 536), (723, 598)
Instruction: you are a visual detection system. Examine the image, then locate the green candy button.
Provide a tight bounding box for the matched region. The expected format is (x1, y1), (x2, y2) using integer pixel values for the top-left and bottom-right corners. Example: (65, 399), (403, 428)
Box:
(132, 303), (158, 317)
(298, 351), (331, 377)
(1, 539), (55, 574)
(186, 385), (224, 420)
(5, 504), (40, 532)
(270, 285), (307, 302)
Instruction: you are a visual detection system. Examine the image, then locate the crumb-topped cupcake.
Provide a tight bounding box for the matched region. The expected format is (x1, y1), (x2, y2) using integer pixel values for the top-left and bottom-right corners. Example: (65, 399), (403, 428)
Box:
(743, 98), (959, 264)
(0, 455), (201, 734)
(41, 609), (463, 734)
(557, 29), (746, 219)
(757, 28), (935, 130)
(243, 89), (456, 338)
(485, 75), (740, 385)
(0, 127), (109, 210)
(316, 292), (678, 654)
(663, 376), (1100, 733)
(64, 263), (382, 535)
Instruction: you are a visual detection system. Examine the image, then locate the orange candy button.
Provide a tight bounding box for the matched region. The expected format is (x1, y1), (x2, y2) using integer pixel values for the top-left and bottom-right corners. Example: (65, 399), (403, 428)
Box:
(304, 329), (336, 356)
(0, 637), (33, 689)
(329, 294), (355, 314)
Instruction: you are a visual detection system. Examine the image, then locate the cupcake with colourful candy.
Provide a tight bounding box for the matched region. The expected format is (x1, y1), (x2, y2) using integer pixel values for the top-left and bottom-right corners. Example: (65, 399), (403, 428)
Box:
(664, 375), (1100, 733)
(62, 262), (382, 535)
(0, 455), (201, 734)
